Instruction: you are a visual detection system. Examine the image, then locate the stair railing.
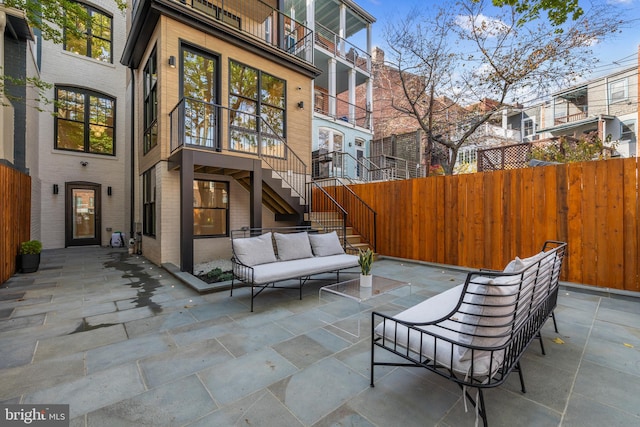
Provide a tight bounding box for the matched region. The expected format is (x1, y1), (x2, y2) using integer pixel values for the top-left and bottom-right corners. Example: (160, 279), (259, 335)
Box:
(306, 181), (348, 249)
(308, 178), (376, 252)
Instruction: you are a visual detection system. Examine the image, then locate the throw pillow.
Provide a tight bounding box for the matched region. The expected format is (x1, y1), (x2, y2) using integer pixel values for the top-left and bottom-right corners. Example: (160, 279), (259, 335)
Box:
(232, 232), (277, 266)
(308, 231), (345, 257)
(274, 232), (314, 261)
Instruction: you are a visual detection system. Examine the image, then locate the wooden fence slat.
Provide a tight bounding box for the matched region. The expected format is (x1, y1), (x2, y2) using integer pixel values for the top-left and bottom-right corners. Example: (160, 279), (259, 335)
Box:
(566, 162), (584, 285)
(0, 164), (31, 285)
(622, 158), (639, 291)
(581, 162), (598, 286)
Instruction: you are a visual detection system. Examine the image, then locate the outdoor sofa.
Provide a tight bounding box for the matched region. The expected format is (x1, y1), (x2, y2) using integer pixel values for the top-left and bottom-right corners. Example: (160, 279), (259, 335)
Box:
(370, 241), (567, 426)
(230, 227), (359, 311)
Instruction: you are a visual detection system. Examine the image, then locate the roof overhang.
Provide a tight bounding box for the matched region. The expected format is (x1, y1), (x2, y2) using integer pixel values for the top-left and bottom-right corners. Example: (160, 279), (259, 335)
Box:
(2, 6), (34, 41)
(539, 115), (615, 134)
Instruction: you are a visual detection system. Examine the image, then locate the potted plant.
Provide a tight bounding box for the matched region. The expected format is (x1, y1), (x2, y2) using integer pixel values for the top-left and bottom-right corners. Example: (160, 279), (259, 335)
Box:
(358, 248), (374, 288)
(18, 240), (42, 273)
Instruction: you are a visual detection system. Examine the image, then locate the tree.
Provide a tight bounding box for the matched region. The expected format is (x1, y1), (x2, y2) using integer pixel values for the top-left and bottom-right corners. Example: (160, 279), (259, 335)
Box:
(383, 0), (621, 174)
(487, 0), (583, 27)
(530, 133), (616, 163)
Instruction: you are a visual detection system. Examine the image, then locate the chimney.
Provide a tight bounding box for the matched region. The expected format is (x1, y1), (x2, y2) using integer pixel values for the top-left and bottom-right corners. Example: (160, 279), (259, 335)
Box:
(372, 47), (385, 64)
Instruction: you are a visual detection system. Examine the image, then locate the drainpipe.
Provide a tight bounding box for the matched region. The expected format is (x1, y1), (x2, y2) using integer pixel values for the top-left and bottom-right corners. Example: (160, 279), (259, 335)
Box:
(129, 67), (135, 239)
(0, 10), (6, 158)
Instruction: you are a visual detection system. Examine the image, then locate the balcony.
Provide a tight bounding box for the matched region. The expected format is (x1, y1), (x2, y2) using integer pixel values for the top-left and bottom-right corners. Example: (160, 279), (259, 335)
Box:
(314, 92), (372, 130)
(314, 22), (371, 73)
(554, 111), (589, 126)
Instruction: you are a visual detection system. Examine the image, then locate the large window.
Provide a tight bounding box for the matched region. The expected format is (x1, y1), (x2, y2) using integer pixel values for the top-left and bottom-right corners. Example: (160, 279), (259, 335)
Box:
(193, 180), (228, 237)
(64, 3), (113, 63)
(229, 60), (285, 157)
(55, 87), (115, 155)
(143, 168), (156, 237)
(608, 78), (628, 104)
(143, 50), (158, 154)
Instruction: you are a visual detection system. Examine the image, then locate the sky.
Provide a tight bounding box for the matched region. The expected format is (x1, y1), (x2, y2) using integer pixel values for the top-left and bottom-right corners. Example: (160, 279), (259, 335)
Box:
(354, 0), (640, 82)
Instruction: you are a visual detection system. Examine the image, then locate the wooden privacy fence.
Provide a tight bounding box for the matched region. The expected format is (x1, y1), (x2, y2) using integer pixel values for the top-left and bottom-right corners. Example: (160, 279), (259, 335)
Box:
(349, 157), (640, 292)
(0, 163), (31, 284)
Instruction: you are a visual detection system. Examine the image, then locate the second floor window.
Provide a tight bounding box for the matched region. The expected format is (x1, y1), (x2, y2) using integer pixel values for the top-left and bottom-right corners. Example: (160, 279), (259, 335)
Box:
(55, 86), (115, 155)
(608, 78), (628, 104)
(144, 50), (158, 154)
(64, 3), (113, 63)
(143, 168), (156, 237)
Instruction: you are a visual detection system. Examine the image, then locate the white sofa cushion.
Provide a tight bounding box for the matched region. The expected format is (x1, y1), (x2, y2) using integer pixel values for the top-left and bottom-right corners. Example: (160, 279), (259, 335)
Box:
(232, 232), (277, 267)
(246, 254), (358, 284)
(274, 232), (314, 261)
(373, 285), (503, 377)
(308, 231), (345, 257)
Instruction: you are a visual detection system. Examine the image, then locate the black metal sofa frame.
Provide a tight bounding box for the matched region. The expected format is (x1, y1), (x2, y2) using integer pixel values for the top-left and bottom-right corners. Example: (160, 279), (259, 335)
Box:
(370, 241), (567, 426)
(230, 227), (359, 311)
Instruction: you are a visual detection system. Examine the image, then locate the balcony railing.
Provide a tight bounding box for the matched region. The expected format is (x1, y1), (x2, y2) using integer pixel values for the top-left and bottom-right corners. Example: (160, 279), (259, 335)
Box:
(315, 22), (370, 73)
(170, 97), (307, 203)
(312, 151), (408, 182)
(314, 93), (372, 130)
(177, 0), (314, 64)
(554, 111), (588, 126)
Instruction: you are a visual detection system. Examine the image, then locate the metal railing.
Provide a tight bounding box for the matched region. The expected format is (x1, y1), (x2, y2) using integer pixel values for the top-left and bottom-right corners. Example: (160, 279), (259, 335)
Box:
(314, 92), (372, 130)
(170, 97), (307, 203)
(178, 0), (314, 64)
(315, 22), (370, 73)
(554, 111), (588, 126)
(306, 183), (349, 249)
(308, 178), (376, 252)
(312, 151), (409, 182)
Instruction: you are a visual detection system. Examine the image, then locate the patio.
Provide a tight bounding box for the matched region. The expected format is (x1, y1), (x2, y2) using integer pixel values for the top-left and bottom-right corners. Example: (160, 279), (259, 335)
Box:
(1, 247), (639, 426)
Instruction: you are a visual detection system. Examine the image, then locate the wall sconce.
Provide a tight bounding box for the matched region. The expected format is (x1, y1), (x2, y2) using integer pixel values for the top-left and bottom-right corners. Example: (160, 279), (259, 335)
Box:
(107, 186), (112, 196)
(297, 101), (304, 109)
(80, 161), (88, 167)
(168, 55), (176, 68)
(53, 184), (59, 195)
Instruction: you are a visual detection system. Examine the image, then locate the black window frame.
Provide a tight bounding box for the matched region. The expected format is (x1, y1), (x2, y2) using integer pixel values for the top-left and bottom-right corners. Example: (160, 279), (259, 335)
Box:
(143, 167), (156, 237)
(193, 180), (229, 238)
(54, 85), (116, 156)
(143, 48), (158, 154)
(63, 2), (113, 64)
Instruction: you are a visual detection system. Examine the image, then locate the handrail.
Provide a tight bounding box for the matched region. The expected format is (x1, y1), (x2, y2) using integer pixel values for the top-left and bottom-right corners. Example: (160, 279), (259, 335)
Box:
(312, 150), (402, 183)
(309, 178), (376, 252)
(306, 181), (348, 249)
(170, 97), (307, 203)
(313, 92), (372, 130)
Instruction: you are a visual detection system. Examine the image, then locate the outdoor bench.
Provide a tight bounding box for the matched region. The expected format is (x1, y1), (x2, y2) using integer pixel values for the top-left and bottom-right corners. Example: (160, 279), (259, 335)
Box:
(370, 241), (567, 427)
(230, 227), (359, 311)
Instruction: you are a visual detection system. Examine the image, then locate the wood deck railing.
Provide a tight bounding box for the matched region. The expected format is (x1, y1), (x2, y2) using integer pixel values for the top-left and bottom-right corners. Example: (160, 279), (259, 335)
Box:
(348, 157), (640, 292)
(1, 163), (31, 284)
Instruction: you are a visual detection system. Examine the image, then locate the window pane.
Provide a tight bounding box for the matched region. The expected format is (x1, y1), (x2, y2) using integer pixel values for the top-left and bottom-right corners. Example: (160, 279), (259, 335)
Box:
(261, 106), (284, 136)
(183, 49), (217, 102)
(194, 209), (227, 236)
(230, 129), (258, 153)
(193, 181), (228, 208)
(230, 62), (257, 100)
(89, 125), (113, 154)
(229, 100), (257, 129)
(91, 37), (111, 62)
(58, 89), (85, 121)
(261, 74), (285, 108)
(57, 120), (85, 151)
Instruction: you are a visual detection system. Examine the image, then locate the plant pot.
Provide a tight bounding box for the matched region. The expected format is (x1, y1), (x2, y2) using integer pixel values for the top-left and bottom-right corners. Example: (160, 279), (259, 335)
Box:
(360, 274), (372, 288)
(18, 253), (41, 273)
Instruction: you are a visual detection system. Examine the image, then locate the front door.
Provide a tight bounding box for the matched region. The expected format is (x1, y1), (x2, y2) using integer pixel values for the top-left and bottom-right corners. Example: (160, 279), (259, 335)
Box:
(66, 182), (101, 247)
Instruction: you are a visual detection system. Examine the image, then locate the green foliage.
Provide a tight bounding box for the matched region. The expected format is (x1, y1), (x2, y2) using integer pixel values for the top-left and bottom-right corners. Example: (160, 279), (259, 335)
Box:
(202, 267), (233, 283)
(530, 133), (616, 163)
(20, 240), (42, 255)
(487, 0), (583, 27)
(358, 248), (374, 276)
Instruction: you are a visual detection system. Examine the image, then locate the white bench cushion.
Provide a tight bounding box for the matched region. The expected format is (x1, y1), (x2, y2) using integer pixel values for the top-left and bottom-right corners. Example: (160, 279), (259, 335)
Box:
(308, 231), (345, 256)
(233, 232), (277, 266)
(274, 232), (314, 261)
(247, 254), (358, 284)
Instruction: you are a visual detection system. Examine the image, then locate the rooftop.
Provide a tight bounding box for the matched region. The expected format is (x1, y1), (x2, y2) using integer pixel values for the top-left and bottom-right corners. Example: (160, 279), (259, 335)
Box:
(1, 247), (639, 426)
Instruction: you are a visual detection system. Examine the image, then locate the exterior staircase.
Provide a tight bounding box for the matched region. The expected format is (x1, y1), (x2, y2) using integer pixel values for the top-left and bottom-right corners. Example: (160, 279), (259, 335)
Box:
(305, 212), (371, 253)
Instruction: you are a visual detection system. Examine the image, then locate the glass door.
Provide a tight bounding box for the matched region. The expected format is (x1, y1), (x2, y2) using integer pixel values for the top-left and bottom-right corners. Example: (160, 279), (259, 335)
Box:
(66, 183), (101, 246)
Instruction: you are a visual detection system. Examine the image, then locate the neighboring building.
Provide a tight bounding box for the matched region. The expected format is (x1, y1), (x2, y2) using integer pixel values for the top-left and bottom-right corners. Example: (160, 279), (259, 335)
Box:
(302, 0), (375, 181)
(0, 4), (37, 175)
(122, 0), (321, 272)
(533, 65), (638, 158)
(34, 0), (130, 250)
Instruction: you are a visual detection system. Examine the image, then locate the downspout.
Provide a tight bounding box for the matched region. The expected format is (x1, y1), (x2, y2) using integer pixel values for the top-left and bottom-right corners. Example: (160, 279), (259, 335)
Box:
(129, 67), (135, 239)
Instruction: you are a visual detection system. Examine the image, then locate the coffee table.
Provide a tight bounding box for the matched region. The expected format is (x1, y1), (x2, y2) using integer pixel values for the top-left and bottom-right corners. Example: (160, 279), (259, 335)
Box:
(319, 275), (411, 337)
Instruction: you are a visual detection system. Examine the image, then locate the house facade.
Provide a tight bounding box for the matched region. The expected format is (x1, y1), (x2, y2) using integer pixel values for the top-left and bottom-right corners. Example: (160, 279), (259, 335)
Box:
(534, 66), (638, 158)
(122, 0), (322, 272)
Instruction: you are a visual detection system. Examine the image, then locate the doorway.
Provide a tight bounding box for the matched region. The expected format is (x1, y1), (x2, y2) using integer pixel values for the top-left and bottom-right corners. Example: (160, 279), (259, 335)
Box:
(66, 182), (101, 247)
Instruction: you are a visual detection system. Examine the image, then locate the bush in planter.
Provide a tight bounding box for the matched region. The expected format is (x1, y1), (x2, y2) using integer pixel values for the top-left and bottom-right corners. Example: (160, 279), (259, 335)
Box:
(18, 240), (42, 273)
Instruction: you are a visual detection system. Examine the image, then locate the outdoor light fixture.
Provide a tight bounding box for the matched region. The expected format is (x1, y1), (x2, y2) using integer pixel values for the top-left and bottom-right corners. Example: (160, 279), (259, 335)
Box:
(297, 101), (304, 109)
(80, 161), (88, 167)
(53, 184), (59, 195)
(107, 186), (112, 196)
(168, 56), (176, 68)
